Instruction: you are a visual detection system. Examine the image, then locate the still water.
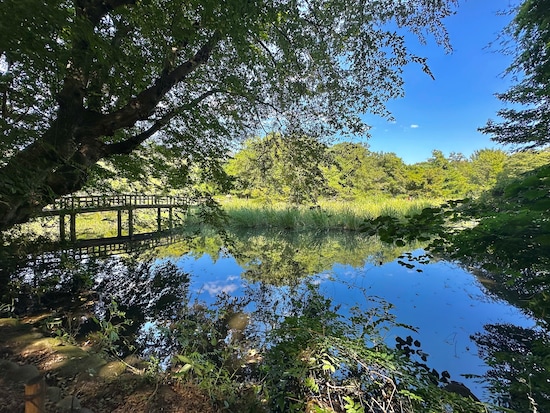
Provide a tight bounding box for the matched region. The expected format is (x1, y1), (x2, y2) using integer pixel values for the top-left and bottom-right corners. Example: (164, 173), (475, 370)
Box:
(7, 228), (537, 405)
(174, 239), (535, 402)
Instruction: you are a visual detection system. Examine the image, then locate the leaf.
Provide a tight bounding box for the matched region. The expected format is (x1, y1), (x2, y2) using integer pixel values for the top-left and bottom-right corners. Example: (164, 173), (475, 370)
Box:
(322, 360), (336, 373)
(398, 389), (424, 402)
(304, 376), (319, 393)
(179, 363), (193, 373)
(175, 355), (193, 364)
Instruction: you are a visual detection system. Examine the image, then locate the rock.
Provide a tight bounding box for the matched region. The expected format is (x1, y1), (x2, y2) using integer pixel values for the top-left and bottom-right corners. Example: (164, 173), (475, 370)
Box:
(123, 354), (147, 370)
(0, 318), (20, 327)
(57, 395), (81, 412)
(46, 385), (62, 402)
(0, 359), (20, 377)
(99, 360), (126, 378)
(11, 364), (39, 383)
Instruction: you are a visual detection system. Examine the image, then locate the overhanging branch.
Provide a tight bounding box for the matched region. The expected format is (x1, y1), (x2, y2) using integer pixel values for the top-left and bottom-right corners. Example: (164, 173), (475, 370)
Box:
(76, 31), (221, 141)
(104, 88), (224, 155)
(104, 112), (177, 156)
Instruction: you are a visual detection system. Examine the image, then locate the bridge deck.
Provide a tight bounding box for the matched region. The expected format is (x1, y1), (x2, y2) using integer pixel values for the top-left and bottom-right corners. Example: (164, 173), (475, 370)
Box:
(40, 194), (189, 215)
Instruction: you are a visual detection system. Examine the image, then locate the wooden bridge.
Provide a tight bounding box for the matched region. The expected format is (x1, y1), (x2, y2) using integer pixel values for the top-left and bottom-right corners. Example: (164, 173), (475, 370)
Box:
(39, 194), (190, 242)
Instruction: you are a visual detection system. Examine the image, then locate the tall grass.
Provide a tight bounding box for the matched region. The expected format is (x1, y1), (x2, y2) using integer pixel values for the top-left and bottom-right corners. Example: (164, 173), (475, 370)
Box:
(10, 197), (437, 241)
(220, 197), (438, 231)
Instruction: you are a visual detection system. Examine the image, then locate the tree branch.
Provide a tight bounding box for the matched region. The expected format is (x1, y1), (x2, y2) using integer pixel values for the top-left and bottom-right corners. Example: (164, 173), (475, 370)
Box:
(104, 113), (177, 156)
(78, 31), (222, 139)
(104, 88), (224, 155)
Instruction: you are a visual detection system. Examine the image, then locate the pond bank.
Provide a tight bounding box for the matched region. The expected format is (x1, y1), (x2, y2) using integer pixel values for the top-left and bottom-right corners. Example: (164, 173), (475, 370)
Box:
(0, 317), (216, 413)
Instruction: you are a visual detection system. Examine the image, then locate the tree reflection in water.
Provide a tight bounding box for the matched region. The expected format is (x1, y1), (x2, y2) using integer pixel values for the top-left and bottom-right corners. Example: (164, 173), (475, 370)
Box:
(5, 223), (547, 411)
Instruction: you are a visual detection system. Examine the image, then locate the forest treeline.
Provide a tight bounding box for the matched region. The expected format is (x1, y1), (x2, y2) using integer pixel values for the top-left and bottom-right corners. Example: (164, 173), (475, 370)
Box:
(221, 133), (550, 203)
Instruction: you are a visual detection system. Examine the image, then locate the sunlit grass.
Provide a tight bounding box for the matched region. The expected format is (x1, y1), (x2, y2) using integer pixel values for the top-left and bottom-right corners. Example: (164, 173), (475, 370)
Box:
(8, 196), (439, 242)
(7, 209), (181, 243)
(219, 197), (439, 231)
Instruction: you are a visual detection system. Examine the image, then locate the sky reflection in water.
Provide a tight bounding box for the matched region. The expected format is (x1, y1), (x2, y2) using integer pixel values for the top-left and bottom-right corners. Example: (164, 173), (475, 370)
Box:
(176, 249), (535, 401)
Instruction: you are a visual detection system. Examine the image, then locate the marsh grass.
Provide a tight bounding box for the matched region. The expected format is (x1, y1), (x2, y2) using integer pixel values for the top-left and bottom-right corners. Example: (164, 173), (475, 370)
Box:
(220, 197), (437, 231)
(9, 197), (437, 241)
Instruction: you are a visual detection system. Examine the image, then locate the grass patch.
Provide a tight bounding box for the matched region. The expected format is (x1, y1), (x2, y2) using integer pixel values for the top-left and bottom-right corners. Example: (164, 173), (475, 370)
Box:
(220, 197), (438, 231)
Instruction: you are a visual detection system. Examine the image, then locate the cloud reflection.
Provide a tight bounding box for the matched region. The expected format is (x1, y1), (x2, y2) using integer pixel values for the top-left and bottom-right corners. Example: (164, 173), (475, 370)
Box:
(200, 281), (240, 296)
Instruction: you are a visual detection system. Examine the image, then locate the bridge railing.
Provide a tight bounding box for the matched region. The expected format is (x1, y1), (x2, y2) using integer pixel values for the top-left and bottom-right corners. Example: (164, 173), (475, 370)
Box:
(44, 194), (190, 212)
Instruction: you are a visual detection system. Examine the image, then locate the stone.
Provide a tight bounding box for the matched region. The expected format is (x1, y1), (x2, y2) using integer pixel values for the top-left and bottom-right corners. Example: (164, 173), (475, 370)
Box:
(0, 359), (20, 377)
(98, 360), (126, 378)
(46, 385), (62, 402)
(11, 364), (39, 383)
(57, 395), (81, 412)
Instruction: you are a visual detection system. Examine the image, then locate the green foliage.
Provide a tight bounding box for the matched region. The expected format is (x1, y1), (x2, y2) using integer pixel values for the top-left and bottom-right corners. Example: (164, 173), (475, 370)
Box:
(0, 0), (459, 229)
(392, 164), (550, 411)
(90, 300), (134, 356)
(45, 312), (86, 345)
(480, 0), (550, 148)
(163, 281), (487, 412)
(467, 149), (507, 194)
(449, 164), (550, 279)
(324, 142), (379, 199)
(221, 198), (436, 231)
(224, 142), (550, 203)
(169, 295), (263, 411)
(258, 284), (485, 413)
(225, 133), (330, 204)
(472, 324), (550, 412)
(360, 200), (463, 246)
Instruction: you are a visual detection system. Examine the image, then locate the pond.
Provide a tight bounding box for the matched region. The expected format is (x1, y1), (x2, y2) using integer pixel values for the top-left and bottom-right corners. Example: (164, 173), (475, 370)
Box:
(174, 236), (535, 403)
(1, 228), (541, 409)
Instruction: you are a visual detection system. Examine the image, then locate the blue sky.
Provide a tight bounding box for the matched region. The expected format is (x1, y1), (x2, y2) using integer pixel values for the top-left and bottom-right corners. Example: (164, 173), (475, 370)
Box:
(362, 0), (518, 164)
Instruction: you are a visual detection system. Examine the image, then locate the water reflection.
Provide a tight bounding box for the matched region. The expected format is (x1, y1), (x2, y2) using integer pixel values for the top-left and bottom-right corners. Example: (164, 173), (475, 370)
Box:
(177, 246), (534, 402)
(1, 228), (543, 409)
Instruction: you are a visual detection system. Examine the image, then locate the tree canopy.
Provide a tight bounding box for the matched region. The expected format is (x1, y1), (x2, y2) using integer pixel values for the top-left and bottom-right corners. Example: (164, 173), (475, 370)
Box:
(480, 0), (550, 148)
(0, 0), (458, 230)
(224, 135), (550, 202)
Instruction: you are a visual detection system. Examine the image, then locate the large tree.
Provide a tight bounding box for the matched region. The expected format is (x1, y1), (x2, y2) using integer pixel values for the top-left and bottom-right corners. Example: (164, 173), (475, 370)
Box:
(0, 0), (457, 230)
(226, 133), (329, 203)
(480, 0), (550, 148)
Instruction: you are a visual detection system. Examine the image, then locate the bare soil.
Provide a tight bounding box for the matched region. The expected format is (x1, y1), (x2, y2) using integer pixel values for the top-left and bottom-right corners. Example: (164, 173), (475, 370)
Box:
(0, 317), (218, 413)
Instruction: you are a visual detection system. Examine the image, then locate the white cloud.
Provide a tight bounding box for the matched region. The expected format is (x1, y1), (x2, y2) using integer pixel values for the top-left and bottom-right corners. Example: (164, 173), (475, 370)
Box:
(410, 124), (419, 128)
(200, 281), (240, 296)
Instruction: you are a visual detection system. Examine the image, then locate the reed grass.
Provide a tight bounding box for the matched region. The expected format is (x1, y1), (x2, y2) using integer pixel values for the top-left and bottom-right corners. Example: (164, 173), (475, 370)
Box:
(220, 197), (438, 231)
(9, 196), (437, 242)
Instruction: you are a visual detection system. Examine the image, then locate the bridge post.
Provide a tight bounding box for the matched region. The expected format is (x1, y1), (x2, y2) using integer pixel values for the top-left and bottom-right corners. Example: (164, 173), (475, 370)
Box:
(169, 207), (173, 231)
(59, 214), (65, 242)
(157, 208), (162, 232)
(117, 210), (122, 237)
(70, 213), (76, 242)
(128, 208), (134, 238)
